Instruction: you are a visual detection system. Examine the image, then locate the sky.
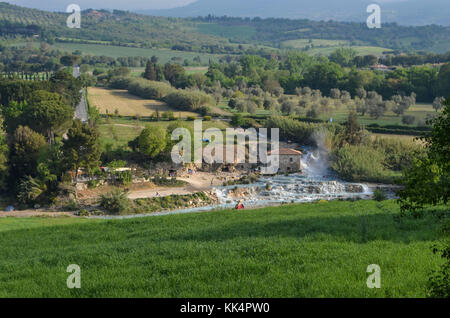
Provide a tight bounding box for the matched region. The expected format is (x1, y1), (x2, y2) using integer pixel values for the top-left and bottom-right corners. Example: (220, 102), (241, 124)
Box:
(3, 0), (197, 11)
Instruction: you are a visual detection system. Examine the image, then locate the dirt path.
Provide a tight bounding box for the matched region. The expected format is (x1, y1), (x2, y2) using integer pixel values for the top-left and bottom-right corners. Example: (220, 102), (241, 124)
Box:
(127, 171), (239, 199)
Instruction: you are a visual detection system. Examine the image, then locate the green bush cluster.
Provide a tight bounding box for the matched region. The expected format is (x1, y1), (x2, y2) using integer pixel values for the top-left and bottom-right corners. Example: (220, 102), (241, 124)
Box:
(152, 176), (186, 187)
(330, 145), (391, 183)
(373, 189), (388, 201)
(132, 192), (211, 214)
(127, 78), (175, 100)
(330, 136), (424, 183)
(164, 89), (215, 111)
(371, 137), (423, 171)
(99, 190), (130, 215)
(223, 174), (259, 186)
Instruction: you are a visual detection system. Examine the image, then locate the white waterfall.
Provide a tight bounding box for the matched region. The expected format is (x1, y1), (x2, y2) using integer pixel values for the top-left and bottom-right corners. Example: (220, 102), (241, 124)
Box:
(214, 148), (373, 207)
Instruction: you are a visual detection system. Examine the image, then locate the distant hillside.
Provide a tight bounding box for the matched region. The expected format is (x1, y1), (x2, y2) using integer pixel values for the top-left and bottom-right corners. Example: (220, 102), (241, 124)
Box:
(141, 0), (450, 26)
(0, 2), (230, 51)
(0, 2), (449, 54)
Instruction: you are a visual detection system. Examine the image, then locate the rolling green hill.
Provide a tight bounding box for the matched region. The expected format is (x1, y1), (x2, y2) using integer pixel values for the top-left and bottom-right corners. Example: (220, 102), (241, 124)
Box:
(0, 2), (449, 55)
(0, 200), (445, 297)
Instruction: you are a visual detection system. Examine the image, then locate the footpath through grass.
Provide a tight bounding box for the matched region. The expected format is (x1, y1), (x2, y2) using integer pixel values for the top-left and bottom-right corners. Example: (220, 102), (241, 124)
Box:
(0, 200), (446, 297)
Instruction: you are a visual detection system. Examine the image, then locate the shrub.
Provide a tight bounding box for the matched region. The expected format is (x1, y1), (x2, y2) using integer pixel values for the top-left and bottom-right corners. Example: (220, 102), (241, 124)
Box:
(402, 115), (416, 125)
(427, 221), (450, 298)
(99, 190), (130, 215)
(371, 137), (423, 171)
(198, 106), (212, 116)
(126, 78), (174, 100)
(77, 209), (90, 217)
(64, 199), (79, 211)
(204, 115), (212, 121)
(164, 90), (215, 111)
(330, 145), (391, 183)
(230, 114), (244, 127)
(109, 76), (131, 89)
(87, 180), (100, 189)
(373, 189), (388, 201)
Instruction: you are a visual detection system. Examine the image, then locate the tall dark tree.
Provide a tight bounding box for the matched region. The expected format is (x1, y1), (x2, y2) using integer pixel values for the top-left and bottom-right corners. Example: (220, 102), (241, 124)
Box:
(62, 120), (101, 180)
(437, 63), (450, 98)
(143, 61), (157, 81)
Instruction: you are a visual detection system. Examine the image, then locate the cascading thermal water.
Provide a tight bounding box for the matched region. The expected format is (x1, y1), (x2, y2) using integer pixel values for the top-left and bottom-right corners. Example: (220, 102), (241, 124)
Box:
(214, 148), (373, 208)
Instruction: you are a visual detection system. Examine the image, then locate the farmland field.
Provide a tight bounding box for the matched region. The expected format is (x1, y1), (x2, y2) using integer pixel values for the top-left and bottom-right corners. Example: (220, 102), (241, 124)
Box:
(51, 43), (223, 65)
(87, 87), (198, 117)
(280, 39), (392, 56)
(317, 103), (436, 126)
(0, 200), (445, 297)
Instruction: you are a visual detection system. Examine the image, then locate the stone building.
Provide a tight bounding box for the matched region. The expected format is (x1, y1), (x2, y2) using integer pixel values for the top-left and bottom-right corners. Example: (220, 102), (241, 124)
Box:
(269, 148), (303, 173)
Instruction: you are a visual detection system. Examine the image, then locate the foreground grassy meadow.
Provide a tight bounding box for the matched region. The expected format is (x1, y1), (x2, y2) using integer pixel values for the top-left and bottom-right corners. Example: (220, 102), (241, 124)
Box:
(0, 200), (445, 298)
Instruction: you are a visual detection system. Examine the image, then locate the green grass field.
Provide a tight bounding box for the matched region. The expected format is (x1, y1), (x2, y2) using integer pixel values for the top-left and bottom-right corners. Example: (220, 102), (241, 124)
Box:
(98, 117), (231, 148)
(51, 43), (223, 65)
(280, 39), (392, 57)
(317, 103), (436, 126)
(0, 200), (445, 297)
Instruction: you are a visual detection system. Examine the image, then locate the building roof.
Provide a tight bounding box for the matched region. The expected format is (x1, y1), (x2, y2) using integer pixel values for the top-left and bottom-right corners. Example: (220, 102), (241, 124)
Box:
(268, 148), (303, 156)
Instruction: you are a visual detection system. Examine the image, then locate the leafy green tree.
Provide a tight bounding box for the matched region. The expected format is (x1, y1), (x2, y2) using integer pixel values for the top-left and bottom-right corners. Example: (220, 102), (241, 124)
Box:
(9, 125), (46, 180)
(1, 100), (28, 134)
(137, 126), (167, 159)
(303, 63), (345, 95)
(60, 55), (80, 67)
(26, 90), (73, 143)
(150, 56), (159, 64)
(50, 69), (82, 107)
(62, 120), (101, 180)
(163, 63), (186, 87)
(329, 48), (357, 67)
(231, 114), (245, 127)
(398, 98), (449, 211)
(433, 96), (445, 112)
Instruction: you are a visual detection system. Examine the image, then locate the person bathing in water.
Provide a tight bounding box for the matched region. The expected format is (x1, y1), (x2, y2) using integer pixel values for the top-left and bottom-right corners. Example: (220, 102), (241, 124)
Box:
(235, 200), (245, 210)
